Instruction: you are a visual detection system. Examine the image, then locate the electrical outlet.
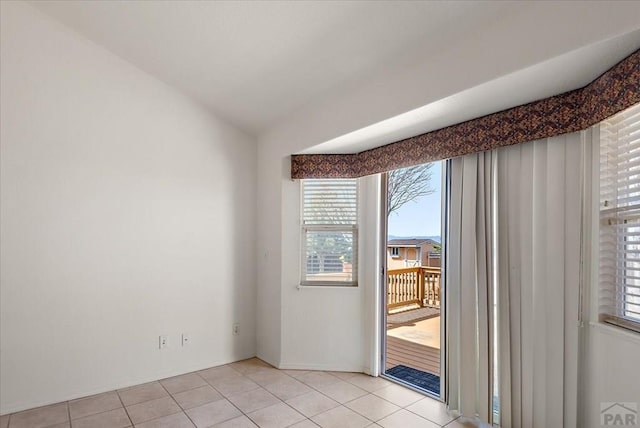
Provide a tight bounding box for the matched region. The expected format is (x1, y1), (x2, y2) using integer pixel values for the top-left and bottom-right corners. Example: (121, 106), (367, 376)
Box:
(233, 323), (240, 336)
(159, 335), (168, 349)
(181, 333), (190, 347)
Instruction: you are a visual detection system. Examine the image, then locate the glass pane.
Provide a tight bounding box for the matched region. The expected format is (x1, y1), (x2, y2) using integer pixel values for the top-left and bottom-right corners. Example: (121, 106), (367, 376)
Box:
(385, 161), (443, 398)
(305, 230), (354, 282)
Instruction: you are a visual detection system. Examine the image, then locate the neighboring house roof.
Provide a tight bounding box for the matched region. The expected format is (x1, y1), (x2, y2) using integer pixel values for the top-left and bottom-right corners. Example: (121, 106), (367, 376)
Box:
(387, 238), (437, 247)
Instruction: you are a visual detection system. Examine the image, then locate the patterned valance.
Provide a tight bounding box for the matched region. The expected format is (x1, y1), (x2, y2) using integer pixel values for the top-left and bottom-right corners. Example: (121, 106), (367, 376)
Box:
(291, 49), (640, 179)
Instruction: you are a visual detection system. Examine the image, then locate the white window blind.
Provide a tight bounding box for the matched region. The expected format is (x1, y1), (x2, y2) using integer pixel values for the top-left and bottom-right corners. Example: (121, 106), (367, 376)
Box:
(301, 179), (358, 286)
(600, 102), (640, 332)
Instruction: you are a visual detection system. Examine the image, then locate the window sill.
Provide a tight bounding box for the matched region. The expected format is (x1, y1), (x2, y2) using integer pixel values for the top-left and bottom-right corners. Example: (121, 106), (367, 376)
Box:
(297, 283), (359, 290)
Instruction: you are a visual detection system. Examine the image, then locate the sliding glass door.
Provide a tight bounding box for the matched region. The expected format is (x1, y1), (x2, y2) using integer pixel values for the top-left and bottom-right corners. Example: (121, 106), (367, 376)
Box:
(381, 161), (445, 399)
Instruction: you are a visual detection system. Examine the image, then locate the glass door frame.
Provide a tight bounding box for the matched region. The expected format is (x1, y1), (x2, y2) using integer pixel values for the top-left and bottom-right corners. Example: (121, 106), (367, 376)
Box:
(378, 165), (447, 402)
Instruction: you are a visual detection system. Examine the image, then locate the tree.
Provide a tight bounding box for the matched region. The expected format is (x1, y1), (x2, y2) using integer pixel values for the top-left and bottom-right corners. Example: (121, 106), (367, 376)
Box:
(387, 164), (435, 217)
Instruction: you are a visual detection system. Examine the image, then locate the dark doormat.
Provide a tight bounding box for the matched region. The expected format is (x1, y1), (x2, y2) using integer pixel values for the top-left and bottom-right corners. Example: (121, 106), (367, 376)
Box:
(386, 365), (440, 396)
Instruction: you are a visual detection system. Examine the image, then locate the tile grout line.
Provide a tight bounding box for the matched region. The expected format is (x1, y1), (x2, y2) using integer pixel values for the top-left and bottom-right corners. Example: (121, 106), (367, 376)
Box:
(295, 373), (386, 423)
(66, 399), (71, 428)
(343, 397), (401, 423)
(268, 368), (408, 425)
(114, 386), (135, 428)
(292, 377), (375, 425)
(193, 365), (289, 427)
(132, 368), (230, 426)
(298, 372), (442, 425)
(198, 383), (246, 427)
(402, 402), (456, 427)
(155, 377), (197, 428)
(49, 397), (128, 427)
(240, 368), (302, 428)
(189, 364), (233, 427)
(5, 359), (442, 428)
(230, 363), (313, 428)
(270, 368), (331, 424)
(349, 377), (429, 409)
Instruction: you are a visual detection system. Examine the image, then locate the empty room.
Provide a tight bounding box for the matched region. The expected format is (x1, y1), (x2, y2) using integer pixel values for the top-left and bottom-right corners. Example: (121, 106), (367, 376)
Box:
(1, 1), (639, 427)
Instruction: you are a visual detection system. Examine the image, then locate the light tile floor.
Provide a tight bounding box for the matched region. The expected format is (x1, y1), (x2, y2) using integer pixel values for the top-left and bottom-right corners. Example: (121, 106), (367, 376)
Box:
(0, 358), (473, 428)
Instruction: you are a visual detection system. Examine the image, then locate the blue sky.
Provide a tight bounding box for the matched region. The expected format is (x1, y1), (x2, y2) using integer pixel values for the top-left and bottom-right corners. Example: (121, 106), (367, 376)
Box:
(387, 161), (442, 238)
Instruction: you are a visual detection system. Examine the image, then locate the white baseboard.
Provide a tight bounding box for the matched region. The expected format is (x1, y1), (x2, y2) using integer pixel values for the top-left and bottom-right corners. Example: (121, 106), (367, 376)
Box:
(1, 353), (256, 416)
(278, 361), (364, 373)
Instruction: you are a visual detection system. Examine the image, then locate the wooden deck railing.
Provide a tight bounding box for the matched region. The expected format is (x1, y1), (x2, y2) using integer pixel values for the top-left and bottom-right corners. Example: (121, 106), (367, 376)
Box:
(387, 266), (441, 312)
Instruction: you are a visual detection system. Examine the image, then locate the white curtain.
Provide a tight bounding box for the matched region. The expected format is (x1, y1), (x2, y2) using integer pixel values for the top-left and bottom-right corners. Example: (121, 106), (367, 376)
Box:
(447, 151), (495, 422)
(495, 133), (582, 428)
(447, 133), (583, 427)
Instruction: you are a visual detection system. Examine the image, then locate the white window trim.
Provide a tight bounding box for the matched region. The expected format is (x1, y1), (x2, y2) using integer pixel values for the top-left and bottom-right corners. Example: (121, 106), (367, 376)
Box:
(597, 102), (640, 334)
(299, 179), (359, 287)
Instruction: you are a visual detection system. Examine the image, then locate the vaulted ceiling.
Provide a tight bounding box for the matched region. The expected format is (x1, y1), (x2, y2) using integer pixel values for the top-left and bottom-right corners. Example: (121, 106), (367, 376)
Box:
(31, 1), (640, 145)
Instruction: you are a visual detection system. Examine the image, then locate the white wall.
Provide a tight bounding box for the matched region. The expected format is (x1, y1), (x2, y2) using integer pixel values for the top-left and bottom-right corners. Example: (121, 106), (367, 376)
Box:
(579, 128), (640, 427)
(256, 116), (384, 372)
(256, 2), (640, 374)
(255, 134), (379, 372)
(277, 174), (381, 373)
(0, 2), (256, 414)
(583, 326), (640, 427)
(280, 175), (365, 371)
(3, 0), (639, 419)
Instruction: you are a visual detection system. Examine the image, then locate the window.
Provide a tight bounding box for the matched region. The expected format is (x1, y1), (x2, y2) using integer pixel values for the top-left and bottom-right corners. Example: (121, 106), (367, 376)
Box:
(301, 179), (358, 286)
(391, 247), (400, 257)
(600, 102), (640, 332)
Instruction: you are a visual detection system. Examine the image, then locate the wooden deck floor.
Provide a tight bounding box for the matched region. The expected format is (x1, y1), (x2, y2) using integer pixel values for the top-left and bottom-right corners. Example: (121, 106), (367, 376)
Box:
(385, 314), (440, 376)
(385, 335), (440, 375)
